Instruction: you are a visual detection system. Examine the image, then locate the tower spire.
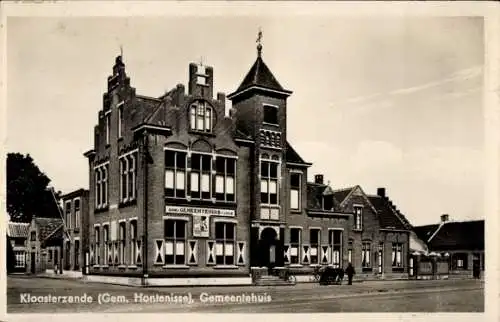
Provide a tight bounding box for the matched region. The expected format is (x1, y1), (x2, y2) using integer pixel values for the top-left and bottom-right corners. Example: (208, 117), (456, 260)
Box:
(256, 28), (263, 57)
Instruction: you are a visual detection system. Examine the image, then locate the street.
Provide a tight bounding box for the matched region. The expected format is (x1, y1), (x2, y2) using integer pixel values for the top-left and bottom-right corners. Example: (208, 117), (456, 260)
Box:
(7, 276), (484, 313)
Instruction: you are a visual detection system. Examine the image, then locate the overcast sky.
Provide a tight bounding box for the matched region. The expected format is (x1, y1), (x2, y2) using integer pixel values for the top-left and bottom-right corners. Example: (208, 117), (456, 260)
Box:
(6, 16), (484, 226)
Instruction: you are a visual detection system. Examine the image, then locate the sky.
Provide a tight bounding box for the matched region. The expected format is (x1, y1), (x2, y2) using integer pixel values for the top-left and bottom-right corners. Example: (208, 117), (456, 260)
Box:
(6, 16), (484, 226)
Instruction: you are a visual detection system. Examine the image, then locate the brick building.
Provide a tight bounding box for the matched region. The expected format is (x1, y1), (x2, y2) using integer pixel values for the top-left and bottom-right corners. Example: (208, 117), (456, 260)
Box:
(83, 41), (411, 285)
(60, 189), (90, 273)
(26, 217), (64, 274)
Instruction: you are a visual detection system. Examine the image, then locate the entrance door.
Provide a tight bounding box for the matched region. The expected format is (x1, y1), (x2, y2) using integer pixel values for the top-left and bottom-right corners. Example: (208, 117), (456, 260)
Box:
(260, 227), (278, 269)
(30, 252), (36, 274)
(472, 253), (480, 278)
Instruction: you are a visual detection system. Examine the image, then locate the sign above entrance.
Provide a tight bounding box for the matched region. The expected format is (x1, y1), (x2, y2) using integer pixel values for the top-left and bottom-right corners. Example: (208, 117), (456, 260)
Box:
(165, 206), (235, 217)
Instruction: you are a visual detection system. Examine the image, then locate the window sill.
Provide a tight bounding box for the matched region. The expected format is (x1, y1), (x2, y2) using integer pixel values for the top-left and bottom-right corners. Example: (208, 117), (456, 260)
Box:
(92, 265), (101, 268)
(119, 199), (137, 208)
(290, 210), (302, 214)
(101, 265), (110, 268)
(262, 122), (280, 127)
(128, 265), (138, 269)
(214, 265), (239, 269)
(163, 265), (190, 269)
(95, 206), (109, 214)
(362, 267), (373, 272)
(117, 265), (127, 269)
(289, 264), (303, 268)
(188, 130), (216, 137)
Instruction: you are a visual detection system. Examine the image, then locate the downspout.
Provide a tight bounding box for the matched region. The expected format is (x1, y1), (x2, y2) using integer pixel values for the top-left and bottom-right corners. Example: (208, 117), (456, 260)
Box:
(142, 130), (149, 284)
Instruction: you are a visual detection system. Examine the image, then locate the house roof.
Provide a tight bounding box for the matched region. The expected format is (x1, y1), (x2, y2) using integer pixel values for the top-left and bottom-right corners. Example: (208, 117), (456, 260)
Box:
(332, 187), (354, 205)
(43, 225), (64, 247)
(34, 217), (63, 242)
(285, 142), (310, 165)
(424, 220), (484, 251)
(368, 195), (409, 230)
(7, 222), (30, 238)
(235, 56), (286, 93)
(413, 224), (440, 243)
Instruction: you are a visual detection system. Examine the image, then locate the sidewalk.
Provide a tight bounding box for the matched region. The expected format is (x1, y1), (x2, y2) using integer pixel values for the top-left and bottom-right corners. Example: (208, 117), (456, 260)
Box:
(36, 270), (83, 280)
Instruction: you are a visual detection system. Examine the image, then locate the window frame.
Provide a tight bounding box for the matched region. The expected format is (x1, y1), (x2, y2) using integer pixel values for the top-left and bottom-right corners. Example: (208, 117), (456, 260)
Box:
(309, 228), (321, 265)
(189, 101), (213, 133)
(190, 153), (212, 200)
(391, 243), (403, 269)
(353, 206), (363, 230)
(74, 198), (80, 229)
(263, 104), (279, 125)
(215, 157), (236, 202)
(164, 219), (187, 266)
(164, 149), (187, 199)
(260, 158), (280, 206)
(214, 221), (236, 266)
(329, 229), (343, 268)
(289, 227), (302, 265)
(290, 172), (301, 210)
(362, 242), (372, 270)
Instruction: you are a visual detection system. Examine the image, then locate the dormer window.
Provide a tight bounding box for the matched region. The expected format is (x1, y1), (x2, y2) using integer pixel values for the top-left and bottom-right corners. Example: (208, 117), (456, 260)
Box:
(323, 195), (334, 211)
(190, 101), (212, 132)
(263, 105), (278, 125)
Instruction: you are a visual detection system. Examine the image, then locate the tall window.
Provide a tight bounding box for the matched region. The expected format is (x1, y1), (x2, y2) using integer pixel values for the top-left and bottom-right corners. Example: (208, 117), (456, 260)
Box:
(329, 230), (342, 268)
(120, 153), (137, 202)
(392, 243), (403, 269)
(191, 153), (211, 200)
(119, 222), (126, 265)
(348, 241), (353, 264)
(65, 201), (72, 229)
(190, 101), (212, 132)
(74, 199), (80, 229)
(165, 150), (187, 198)
(354, 206), (363, 230)
(105, 113), (110, 145)
(215, 157), (236, 202)
(362, 242), (371, 270)
(130, 220), (137, 265)
(94, 226), (100, 265)
(74, 240), (80, 270)
(103, 225), (109, 265)
(215, 222), (235, 266)
(263, 105), (278, 124)
(310, 229), (320, 264)
(95, 164), (108, 209)
(15, 251), (25, 268)
(118, 105), (124, 138)
(261, 160), (279, 205)
(290, 173), (301, 210)
(164, 220), (186, 265)
(290, 228), (301, 264)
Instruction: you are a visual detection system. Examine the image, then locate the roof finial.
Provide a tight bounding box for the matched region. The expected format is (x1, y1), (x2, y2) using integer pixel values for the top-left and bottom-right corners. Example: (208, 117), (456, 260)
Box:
(199, 56), (204, 67)
(256, 27), (263, 57)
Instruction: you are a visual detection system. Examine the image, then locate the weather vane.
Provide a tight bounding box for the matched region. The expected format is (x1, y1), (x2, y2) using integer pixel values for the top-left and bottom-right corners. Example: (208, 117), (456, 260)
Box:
(256, 28), (263, 56)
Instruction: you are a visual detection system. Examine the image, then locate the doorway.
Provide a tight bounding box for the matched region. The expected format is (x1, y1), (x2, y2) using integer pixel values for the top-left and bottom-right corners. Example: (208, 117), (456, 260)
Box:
(30, 252), (36, 274)
(260, 227), (279, 270)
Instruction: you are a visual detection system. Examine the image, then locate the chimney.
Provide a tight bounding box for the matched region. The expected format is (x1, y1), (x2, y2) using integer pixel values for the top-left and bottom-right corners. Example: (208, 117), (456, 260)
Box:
(188, 63), (213, 99)
(440, 214), (449, 223)
(377, 187), (386, 197)
(314, 174), (324, 185)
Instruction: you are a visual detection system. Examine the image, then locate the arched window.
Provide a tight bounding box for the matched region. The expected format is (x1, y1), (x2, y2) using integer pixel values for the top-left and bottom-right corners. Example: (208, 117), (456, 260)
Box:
(190, 101), (213, 132)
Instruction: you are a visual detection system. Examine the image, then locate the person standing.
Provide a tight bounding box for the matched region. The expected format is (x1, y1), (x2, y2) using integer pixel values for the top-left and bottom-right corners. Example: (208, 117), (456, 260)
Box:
(346, 263), (355, 285)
